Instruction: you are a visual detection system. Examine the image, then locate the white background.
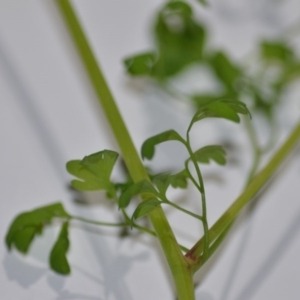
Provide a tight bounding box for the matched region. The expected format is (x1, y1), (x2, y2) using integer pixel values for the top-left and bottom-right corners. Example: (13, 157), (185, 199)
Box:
(1, 0), (300, 299)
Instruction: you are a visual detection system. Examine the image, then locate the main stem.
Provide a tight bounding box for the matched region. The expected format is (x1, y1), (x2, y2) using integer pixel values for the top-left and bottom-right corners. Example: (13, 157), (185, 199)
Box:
(56, 1), (194, 299)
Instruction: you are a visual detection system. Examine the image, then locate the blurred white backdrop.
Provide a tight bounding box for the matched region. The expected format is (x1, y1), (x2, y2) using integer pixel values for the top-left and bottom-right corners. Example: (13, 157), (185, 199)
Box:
(1, 1), (300, 299)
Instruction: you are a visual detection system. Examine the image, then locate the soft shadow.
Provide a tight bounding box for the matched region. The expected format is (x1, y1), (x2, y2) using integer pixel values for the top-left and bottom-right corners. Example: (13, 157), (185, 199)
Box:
(3, 252), (47, 288)
(233, 206), (300, 300)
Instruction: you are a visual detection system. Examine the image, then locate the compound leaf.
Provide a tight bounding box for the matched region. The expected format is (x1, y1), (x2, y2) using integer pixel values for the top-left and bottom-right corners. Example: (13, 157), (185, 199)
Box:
(5, 203), (69, 254)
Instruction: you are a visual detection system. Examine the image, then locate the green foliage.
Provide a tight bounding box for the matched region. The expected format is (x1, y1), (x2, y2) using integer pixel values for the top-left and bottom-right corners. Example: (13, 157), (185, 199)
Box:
(141, 129), (186, 160)
(5, 202), (69, 253)
(119, 180), (160, 208)
(66, 150), (118, 196)
(5, 202), (72, 275)
(131, 198), (161, 221)
(124, 52), (156, 76)
(124, 1), (206, 79)
(209, 51), (242, 92)
(152, 170), (189, 195)
(193, 145), (226, 165)
(50, 222), (71, 275)
(190, 99), (250, 124)
(260, 41), (294, 63)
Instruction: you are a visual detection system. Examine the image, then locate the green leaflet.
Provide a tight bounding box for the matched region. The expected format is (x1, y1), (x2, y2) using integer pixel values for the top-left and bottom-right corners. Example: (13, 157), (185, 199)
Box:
(141, 130), (185, 160)
(66, 150), (118, 194)
(152, 170), (189, 196)
(131, 198), (161, 221)
(119, 180), (160, 208)
(50, 222), (71, 275)
(191, 99), (250, 124)
(152, 1), (206, 78)
(124, 52), (156, 76)
(5, 203), (70, 254)
(193, 145), (226, 165)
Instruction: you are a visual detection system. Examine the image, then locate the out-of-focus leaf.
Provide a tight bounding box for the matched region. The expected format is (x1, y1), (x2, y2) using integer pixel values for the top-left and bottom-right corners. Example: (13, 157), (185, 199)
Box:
(50, 222), (70, 275)
(192, 94), (224, 107)
(252, 90), (273, 118)
(198, 0), (208, 6)
(209, 51), (241, 92)
(274, 63), (300, 91)
(131, 199), (161, 221)
(260, 41), (294, 63)
(119, 180), (160, 208)
(5, 203), (69, 254)
(193, 145), (226, 165)
(141, 130), (185, 160)
(152, 1), (206, 78)
(152, 170), (189, 196)
(66, 150), (118, 195)
(124, 52), (156, 76)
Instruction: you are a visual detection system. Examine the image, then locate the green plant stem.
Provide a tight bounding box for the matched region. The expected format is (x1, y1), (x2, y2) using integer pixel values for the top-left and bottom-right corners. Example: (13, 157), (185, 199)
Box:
(56, 1), (194, 298)
(164, 200), (203, 221)
(70, 215), (127, 227)
(187, 119), (300, 272)
(186, 129), (209, 260)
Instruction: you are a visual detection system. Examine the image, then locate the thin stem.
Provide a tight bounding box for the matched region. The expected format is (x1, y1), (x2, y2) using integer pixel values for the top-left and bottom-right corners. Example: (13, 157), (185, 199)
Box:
(56, 1), (194, 299)
(164, 200), (203, 221)
(70, 215), (127, 227)
(186, 129), (209, 260)
(186, 119), (300, 270)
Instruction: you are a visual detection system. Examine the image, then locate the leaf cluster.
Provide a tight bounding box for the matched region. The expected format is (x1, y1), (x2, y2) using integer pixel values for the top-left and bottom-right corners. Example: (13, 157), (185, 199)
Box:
(124, 1), (300, 124)
(5, 203), (71, 274)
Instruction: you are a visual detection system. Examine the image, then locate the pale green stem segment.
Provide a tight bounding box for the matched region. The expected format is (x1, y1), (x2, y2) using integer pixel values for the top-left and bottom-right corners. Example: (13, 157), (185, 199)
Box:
(187, 120), (300, 271)
(56, 1), (194, 298)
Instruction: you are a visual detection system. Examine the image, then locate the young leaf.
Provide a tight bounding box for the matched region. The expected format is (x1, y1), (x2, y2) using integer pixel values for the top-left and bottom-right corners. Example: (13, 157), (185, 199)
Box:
(131, 198), (161, 221)
(152, 1), (206, 78)
(260, 41), (294, 63)
(5, 203), (69, 254)
(152, 170), (189, 196)
(169, 169), (189, 189)
(141, 130), (185, 160)
(123, 52), (156, 76)
(191, 99), (250, 124)
(50, 222), (70, 275)
(66, 150), (118, 194)
(193, 145), (226, 165)
(119, 180), (160, 208)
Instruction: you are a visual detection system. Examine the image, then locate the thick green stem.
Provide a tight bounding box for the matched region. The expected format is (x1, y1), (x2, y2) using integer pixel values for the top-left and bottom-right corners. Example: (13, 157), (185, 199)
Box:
(56, 1), (194, 298)
(187, 120), (300, 271)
